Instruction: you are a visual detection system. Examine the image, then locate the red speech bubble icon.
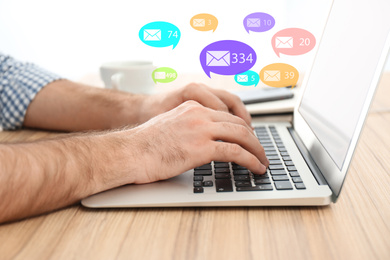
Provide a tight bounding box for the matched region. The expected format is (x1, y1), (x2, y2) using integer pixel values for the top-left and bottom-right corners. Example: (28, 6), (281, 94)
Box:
(272, 28), (316, 57)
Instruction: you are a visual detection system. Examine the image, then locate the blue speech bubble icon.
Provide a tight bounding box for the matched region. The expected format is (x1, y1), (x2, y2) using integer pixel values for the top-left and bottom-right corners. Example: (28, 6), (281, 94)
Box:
(234, 70), (259, 87)
(200, 40), (257, 78)
(139, 21), (181, 49)
(244, 12), (275, 33)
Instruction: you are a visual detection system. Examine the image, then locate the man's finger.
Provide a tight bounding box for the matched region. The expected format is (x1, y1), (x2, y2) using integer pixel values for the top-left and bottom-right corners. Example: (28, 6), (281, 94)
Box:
(212, 141), (267, 174)
(210, 122), (269, 168)
(181, 86), (229, 113)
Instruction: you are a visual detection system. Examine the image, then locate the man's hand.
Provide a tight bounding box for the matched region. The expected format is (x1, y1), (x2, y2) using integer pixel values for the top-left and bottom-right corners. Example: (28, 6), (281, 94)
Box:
(24, 81), (251, 132)
(117, 100), (268, 185)
(137, 83), (252, 126)
(1, 100), (268, 224)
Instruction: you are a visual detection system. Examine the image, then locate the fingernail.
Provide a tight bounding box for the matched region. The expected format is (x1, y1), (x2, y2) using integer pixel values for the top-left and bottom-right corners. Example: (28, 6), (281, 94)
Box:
(259, 163), (267, 174)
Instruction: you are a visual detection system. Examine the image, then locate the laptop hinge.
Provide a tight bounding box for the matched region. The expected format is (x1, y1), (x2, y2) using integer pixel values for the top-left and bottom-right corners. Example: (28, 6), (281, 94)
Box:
(288, 127), (328, 186)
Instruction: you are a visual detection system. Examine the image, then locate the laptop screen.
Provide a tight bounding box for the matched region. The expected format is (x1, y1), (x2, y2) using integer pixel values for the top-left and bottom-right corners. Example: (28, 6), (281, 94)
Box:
(297, 0), (390, 169)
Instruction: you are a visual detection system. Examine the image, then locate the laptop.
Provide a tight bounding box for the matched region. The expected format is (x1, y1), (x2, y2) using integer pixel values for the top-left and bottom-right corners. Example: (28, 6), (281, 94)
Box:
(82, 0), (390, 208)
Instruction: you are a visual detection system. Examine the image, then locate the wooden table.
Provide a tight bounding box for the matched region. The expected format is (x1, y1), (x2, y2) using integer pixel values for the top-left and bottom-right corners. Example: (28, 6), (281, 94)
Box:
(1, 74), (390, 260)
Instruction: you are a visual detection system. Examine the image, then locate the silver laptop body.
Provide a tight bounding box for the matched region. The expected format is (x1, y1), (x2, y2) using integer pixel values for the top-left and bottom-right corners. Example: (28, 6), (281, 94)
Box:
(82, 0), (390, 208)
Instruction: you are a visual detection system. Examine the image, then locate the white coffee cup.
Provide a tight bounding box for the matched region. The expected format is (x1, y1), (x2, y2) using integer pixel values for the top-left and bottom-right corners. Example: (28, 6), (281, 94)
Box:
(100, 61), (156, 94)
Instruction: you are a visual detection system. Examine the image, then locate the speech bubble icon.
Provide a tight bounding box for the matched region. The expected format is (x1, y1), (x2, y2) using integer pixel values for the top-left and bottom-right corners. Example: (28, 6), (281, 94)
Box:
(260, 63), (299, 88)
(234, 70), (259, 87)
(243, 12), (275, 33)
(190, 13), (218, 32)
(139, 21), (181, 49)
(272, 28), (316, 57)
(200, 40), (257, 78)
(152, 67), (177, 84)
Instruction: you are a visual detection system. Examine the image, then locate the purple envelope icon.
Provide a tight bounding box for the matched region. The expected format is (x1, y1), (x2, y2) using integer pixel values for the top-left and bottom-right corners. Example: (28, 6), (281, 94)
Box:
(206, 51), (230, 66)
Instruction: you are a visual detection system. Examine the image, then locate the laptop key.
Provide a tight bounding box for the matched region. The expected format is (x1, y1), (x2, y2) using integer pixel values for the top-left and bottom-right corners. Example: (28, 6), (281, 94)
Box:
(236, 186), (262, 192)
(194, 187), (204, 193)
(258, 184), (273, 190)
(267, 155), (280, 160)
(253, 173), (270, 179)
(233, 169), (250, 175)
(215, 168), (231, 173)
(274, 181), (293, 190)
(216, 179), (233, 192)
(235, 181), (252, 187)
(193, 181), (202, 187)
(194, 164), (212, 170)
(287, 166), (297, 171)
(282, 156), (291, 161)
(268, 159), (282, 165)
(232, 164), (247, 170)
(254, 178), (271, 184)
(203, 180), (214, 187)
(289, 171), (300, 177)
(194, 170), (212, 176)
(292, 177), (303, 183)
(273, 175), (290, 181)
(270, 169), (287, 175)
(214, 162), (230, 168)
(269, 164), (284, 170)
(295, 183), (306, 189)
(285, 161), (295, 166)
(215, 173), (231, 179)
(280, 152), (289, 156)
(194, 176), (204, 181)
(234, 175), (250, 181)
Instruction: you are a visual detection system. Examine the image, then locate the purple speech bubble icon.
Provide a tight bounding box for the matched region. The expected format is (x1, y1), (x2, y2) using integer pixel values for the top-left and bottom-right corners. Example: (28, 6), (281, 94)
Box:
(200, 40), (257, 78)
(244, 12), (275, 33)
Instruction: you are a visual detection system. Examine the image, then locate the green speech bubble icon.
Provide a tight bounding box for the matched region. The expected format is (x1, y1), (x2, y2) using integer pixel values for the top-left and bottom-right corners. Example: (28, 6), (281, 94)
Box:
(152, 67), (177, 83)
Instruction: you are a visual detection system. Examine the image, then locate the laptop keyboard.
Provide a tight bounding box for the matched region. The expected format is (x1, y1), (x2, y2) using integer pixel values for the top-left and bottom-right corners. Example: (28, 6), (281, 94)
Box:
(193, 126), (306, 193)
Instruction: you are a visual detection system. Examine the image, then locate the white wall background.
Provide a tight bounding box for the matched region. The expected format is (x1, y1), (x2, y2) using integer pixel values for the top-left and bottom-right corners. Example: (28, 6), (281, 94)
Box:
(1, 0), (388, 81)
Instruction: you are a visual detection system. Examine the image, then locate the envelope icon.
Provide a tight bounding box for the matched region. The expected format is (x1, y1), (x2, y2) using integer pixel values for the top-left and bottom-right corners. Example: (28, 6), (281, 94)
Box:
(247, 18), (260, 28)
(275, 37), (293, 48)
(206, 51), (230, 66)
(154, 72), (166, 79)
(264, 70), (280, 81)
(144, 29), (161, 41)
(193, 19), (205, 27)
(237, 75), (248, 82)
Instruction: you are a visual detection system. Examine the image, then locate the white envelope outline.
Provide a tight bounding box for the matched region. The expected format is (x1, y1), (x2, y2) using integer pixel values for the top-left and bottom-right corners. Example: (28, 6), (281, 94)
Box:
(206, 51), (230, 66)
(275, 37), (293, 48)
(247, 18), (260, 28)
(237, 75), (248, 82)
(193, 19), (205, 27)
(154, 72), (166, 79)
(144, 29), (161, 41)
(264, 70), (280, 81)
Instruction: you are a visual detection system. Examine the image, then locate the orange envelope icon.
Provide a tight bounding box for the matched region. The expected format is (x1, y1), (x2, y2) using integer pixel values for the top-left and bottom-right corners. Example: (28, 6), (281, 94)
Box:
(263, 70), (280, 81)
(275, 37), (293, 48)
(193, 19), (205, 27)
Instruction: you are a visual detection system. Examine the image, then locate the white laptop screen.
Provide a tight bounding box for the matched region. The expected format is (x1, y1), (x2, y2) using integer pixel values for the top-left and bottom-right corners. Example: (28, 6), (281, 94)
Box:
(298, 0), (390, 169)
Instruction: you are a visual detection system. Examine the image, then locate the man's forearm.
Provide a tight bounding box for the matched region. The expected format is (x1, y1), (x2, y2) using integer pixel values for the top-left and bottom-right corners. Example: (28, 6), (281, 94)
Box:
(0, 130), (136, 223)
(23, 80), (145, 131)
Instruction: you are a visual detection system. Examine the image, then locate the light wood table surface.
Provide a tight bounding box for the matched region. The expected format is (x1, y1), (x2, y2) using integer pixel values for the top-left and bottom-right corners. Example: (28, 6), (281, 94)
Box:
(0, 73), (390, 260)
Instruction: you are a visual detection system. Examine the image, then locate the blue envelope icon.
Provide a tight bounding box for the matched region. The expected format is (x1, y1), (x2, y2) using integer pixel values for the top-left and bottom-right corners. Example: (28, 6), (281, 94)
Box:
(144, 29), (161, 41)
(206, 51), (230, 66)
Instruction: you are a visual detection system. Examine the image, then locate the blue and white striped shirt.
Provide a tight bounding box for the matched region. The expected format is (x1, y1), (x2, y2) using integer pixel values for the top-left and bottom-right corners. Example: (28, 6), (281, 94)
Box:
(0, 54), (61, 130)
